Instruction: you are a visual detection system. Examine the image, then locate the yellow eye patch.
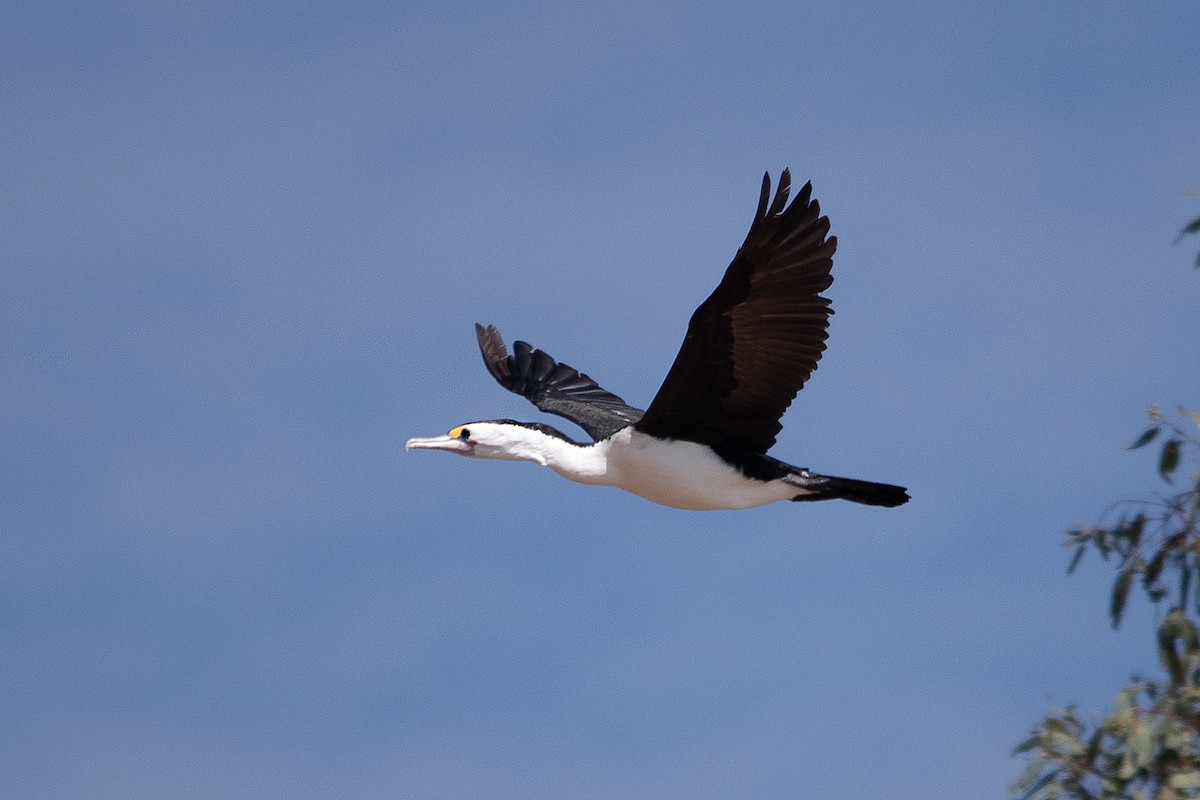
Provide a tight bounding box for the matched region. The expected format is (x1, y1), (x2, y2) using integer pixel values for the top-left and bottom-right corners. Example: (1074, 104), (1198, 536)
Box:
(448, 426), (467, 439)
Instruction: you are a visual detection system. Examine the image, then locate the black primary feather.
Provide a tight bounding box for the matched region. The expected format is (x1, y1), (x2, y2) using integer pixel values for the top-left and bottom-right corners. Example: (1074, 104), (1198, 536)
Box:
(475, 323), (644, 442)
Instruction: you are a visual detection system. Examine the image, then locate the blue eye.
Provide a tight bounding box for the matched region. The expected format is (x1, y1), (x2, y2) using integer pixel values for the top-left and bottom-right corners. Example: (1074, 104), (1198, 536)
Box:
(459, 428), (471, 440)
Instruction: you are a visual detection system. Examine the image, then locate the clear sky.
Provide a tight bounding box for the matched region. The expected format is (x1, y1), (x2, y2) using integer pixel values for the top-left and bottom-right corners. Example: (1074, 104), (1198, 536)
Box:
(2, 2), (1198, 797)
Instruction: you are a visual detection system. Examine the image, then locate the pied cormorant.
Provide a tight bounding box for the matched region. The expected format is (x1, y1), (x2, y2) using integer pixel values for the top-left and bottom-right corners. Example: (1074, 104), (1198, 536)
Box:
(407, 171), (909, 511)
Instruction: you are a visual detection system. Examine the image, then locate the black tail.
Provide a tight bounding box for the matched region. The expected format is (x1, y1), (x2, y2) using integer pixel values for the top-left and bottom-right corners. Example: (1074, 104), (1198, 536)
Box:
(785, 471), (910, 508)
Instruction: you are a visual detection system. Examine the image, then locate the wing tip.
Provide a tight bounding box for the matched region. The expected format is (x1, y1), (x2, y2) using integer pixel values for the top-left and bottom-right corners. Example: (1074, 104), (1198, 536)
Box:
(756, 172), (771, 220)
(475, 321), (500, 343)
(475, 322), (511, 382)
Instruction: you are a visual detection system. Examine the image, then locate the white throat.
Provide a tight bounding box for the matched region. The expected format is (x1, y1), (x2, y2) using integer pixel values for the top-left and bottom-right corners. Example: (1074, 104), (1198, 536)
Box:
(476, 424), (612, 484)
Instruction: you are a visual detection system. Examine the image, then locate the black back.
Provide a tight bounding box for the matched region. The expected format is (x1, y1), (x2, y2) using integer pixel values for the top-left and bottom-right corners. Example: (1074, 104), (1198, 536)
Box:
(475, 323), (644, 442)
(634, 170), (835, 453)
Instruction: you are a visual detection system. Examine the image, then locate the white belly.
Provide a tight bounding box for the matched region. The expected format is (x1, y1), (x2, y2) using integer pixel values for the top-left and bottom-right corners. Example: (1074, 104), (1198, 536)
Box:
(586, 429), (796, 511)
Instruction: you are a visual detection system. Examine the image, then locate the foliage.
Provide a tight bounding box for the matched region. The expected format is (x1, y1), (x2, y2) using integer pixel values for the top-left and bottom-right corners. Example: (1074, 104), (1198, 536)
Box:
(1066, 407), (1200, 629)
(1012, 665), (1200, 800)
(1012, 409), (1200, 799)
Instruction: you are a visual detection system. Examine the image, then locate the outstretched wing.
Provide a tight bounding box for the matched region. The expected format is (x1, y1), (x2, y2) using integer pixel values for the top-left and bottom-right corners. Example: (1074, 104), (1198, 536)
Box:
(475, 323), (644, 442)
(634, 170), (836, 453)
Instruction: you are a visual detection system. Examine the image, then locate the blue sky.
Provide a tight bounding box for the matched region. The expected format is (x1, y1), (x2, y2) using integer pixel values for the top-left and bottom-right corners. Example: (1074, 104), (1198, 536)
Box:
(2, 2), (1198, 797)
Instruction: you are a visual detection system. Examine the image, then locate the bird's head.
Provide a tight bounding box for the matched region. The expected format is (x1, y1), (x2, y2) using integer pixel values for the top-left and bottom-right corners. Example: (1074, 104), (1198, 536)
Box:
(406, 420), (560, 462)
(405, 423), (487, 457)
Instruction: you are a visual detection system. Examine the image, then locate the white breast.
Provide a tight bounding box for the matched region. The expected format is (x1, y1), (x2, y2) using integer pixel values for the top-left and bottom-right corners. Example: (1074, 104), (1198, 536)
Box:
(585, 428), (796, 511)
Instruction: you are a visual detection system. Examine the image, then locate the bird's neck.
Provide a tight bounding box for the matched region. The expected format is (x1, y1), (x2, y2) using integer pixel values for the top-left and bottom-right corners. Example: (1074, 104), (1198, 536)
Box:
(490, 425), (611, 484)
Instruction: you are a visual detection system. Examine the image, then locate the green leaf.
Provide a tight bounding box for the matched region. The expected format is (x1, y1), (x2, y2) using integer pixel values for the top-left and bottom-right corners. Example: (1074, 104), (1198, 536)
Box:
(1117, 515), (1146, 549)
(1160, 438), (1182, 483)
(1011, 755), (1046, 792)
(1112, 567), (1134, 628)
(1129, 426), (1160, 450)
(1178, 612), (1198, 653)
(1119, 748), (1136, 780)
(1158, 608), (1198, 684)
(1084, 727), (1103, 767)
(1013, 771), (1055, 800)
(1128, 720), (1154, 771)
(1012, 734), (1040, 755)
(1145, 548), (1166, 588)
(1181, 563), (1192, 612)
(1115, 686), (1137, 717)
(1168, 769), (1200, 790)
(1181, 213), (1200, 266)
(1068, 544), (1087, 574)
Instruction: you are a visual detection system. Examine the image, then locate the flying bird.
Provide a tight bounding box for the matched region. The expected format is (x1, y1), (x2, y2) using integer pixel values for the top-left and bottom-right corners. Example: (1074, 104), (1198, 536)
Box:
(407, 171), (909, 510)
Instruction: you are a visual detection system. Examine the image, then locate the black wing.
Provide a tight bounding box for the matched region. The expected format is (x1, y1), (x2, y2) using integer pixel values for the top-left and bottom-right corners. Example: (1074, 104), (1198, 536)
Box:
(475, 323), (644, 442)
(634, 170), (835, 453)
